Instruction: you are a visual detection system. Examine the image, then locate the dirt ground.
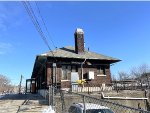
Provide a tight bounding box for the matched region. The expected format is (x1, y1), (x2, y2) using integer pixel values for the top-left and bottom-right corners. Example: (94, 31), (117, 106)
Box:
(102, 90), (148, 110)
(0, 93), (49, 113)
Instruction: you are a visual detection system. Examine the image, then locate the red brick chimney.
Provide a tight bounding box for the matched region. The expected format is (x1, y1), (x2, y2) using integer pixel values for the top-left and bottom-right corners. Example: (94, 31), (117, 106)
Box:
(74, 28), (84, 54)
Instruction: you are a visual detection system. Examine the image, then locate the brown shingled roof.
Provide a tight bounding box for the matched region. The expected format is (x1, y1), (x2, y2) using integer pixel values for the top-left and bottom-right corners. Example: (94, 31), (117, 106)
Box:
(39, 46), (120, 61)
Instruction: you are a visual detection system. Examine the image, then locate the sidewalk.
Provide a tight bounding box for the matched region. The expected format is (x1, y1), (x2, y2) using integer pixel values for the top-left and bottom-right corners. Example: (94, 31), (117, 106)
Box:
(0, 93), (49, 113)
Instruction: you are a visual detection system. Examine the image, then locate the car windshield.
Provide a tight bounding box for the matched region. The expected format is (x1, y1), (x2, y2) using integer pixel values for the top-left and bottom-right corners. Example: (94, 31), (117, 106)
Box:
(86, 109), (114, 113)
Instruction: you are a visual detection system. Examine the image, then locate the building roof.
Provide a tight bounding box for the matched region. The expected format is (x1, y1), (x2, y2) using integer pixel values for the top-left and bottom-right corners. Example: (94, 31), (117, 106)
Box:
(31, 46), (121, 78)
(39, 46), (120, 62)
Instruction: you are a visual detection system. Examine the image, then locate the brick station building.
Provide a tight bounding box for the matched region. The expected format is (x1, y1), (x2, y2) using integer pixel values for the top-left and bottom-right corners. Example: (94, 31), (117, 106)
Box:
(27, 28), (120, 93)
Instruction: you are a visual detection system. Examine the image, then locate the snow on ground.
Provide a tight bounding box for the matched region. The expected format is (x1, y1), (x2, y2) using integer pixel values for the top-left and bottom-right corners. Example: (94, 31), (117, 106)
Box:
(0, 94), (5, 99)
(42, 106), (55, 113)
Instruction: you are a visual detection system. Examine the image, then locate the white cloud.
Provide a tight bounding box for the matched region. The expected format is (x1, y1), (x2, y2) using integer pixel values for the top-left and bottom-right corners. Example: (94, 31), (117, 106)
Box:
(0, 13), (7, 31)
(0, 42), (13, 55)
(0, 51), (5, 55)
(0, 2), (24, 31)
(0, 42), (12, 49)
(0, 3), (8, 31)
(0, 20), (6, 31)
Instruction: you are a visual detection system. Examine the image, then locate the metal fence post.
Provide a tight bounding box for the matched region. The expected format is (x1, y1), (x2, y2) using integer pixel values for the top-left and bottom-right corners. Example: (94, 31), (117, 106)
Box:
(60, 90), (65, 113)
(52, 85), (54, 109)
(144, 90), (150, 111)
(48, 86), (50, 106)
(83, 95), (86, 113)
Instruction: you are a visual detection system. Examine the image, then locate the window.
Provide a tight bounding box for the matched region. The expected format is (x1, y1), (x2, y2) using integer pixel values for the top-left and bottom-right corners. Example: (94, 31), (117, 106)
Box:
(97, 66), (105, 75)
(62, 65), (78, 80)
(72, 65), (78, 72)
(62, 65), (71, 80)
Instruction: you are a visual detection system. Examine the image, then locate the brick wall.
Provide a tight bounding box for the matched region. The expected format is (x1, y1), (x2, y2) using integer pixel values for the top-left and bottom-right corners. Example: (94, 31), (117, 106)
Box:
(74, 33), (84, 54)
(46, 62), (52, 86)
(80, 65), (111, 87)
(46, 62), (111, 89)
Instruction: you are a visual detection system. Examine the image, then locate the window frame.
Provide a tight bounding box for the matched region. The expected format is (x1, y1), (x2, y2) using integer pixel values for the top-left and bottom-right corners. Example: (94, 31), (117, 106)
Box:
(61, 65), (78, 80)
(97, 66), (106, 75)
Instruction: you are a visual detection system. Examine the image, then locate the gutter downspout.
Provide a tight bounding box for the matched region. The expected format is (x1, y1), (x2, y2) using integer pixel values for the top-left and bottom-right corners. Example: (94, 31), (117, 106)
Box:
(81, 58), (87, 80)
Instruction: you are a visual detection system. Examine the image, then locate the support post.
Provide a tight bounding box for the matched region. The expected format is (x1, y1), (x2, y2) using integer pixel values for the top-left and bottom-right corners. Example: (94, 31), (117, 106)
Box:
(52, 63), (56, 109)
(60, 90), (65, 113)
(25, 79), (27, 94)
(83, 95), (86, 113)
(48, 86), (50, 106)
(146, 74), (150, 89)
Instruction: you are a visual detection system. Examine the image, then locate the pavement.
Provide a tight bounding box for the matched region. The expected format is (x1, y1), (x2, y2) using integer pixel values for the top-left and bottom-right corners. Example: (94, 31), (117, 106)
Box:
(0, 93), (49, 113)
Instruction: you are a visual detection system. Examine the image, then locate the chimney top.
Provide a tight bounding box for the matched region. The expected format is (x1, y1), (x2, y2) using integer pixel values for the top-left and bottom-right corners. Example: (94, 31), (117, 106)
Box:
(75, 28), (84, 34)
(74, 28), (84, 54)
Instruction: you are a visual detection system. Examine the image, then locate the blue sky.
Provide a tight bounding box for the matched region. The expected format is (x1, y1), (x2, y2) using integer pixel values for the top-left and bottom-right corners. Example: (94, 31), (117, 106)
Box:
(0, 1), (150, 85)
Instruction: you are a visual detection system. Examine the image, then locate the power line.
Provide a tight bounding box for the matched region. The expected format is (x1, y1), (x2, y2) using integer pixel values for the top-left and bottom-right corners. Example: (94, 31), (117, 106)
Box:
(35, 1), (57, 49)
(25, 1), (51, 51)
(22, 1), (56, 61)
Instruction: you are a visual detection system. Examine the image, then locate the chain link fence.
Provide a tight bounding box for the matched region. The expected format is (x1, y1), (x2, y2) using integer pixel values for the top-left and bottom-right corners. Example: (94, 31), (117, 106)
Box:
(37, 86), (150, 113)
(38, 86), (150, 113)
(57, 91), (150, 113)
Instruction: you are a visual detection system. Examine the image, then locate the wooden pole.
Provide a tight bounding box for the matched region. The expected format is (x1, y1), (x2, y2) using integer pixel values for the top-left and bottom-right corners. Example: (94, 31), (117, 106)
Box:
(19, 75), (23, 94)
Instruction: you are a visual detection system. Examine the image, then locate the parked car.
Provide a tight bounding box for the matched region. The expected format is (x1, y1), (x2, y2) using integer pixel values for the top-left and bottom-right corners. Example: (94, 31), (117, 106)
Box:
(68, 103), (114, 113)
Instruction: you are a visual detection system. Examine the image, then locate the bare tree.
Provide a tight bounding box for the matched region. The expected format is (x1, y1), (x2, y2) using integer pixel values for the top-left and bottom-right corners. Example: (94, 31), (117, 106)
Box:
(130, 64), (150, 79)
(0, 74), (11, 93)
(130, 64), (150, 89)
(139, 64), (150, 74)
(130, 67), (141, 79)
(111, 74), (117, 81)
(118, 71), (130, 81)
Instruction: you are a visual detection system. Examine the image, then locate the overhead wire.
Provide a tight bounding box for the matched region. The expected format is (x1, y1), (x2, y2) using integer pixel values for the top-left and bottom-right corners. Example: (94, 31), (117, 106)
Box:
(35, 1), (57, 49)
(25, 1), (51, 51)
(22, 1), (57, 61)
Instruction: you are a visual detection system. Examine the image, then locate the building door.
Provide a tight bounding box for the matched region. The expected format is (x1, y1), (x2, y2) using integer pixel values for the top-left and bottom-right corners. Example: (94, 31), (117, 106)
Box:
(71, 72), (79, 91)
(26, 79), (36, 93)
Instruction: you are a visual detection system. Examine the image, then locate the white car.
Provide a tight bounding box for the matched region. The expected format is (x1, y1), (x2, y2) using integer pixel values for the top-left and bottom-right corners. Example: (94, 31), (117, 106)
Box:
(68, 103), (114, 113)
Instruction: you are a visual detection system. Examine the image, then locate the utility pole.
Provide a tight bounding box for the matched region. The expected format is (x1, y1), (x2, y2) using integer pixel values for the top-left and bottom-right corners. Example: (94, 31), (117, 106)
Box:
(52, 63), (56, 109)
(19, 75), (23, 94)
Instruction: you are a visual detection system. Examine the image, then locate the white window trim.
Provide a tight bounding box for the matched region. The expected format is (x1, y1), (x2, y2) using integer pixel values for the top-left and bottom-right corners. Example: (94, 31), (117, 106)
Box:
(97, 74), (107, 77)
(61, 80), (70, 82)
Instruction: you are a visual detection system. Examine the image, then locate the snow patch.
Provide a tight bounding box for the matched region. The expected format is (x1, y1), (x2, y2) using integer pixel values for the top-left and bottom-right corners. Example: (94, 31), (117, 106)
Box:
(0, 94), (4, 99)
(42, 106), (55, 113)
(75, 28), (84, 34)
